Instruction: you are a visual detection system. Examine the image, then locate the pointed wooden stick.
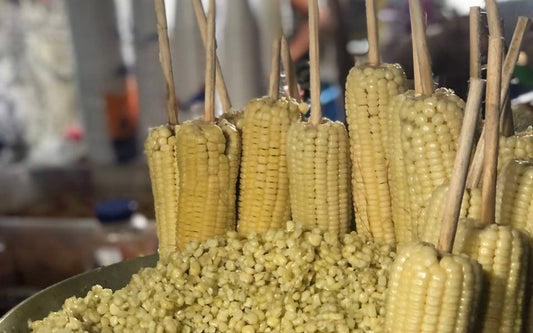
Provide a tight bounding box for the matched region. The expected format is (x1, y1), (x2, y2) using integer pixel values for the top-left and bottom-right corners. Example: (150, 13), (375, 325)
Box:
(467, 8), (526, 188)
(408, 0), (433, 95)
(437, 79), (484, 253)
(204, 0), (216, 122)
(281, 34), (300, 100)
(365, 0), (379, 66)
(470, 7), (481, 80)
(268, 37), (282, 99)
(480, 7), (503, 226)
(500, 16), (530, 135)
(154, 0), (179, 125)
(191, 0), (232, 113)
(308, 0), (322, 126)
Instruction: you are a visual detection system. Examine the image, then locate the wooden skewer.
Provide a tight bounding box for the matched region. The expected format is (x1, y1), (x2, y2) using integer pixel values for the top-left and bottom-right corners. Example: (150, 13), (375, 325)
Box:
(467, 13), (529, 187)
(268, 37), (282, 100)
(204, 0), (216, 122)
(191, 0), (232, 113)
(469, 7), (481, 80)
(500, 16), (530, 135)
(412, 31), (422, 93)
(480, 32), (503, 226)
(437, 79), (484, 253)
(408, 0), (433, 96)
(365, 0), (379, 66)
(308, 0), (322, 126)
(485, 0), (503, 39)
(154, 0), (179, 125)
(281, 34), (300, 100)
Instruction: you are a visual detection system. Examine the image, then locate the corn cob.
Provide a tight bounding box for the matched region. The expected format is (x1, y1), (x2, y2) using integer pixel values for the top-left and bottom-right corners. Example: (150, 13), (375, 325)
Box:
(496, 159), (533, 331)
(218, 109), (244, 131)
(237, 97), (303, 235)
(144, 125), (180, 253)
(497, 159), (533, 231)
(453, 220), (529, 333)
(386, 93), (413, 242)
(345, 64), (407, 244)
(385, 242), (482, 333)
(287, 119), (352, 233)
(498, 128), (533, 172)
(399, 89), (465, 228)
(417, 184), (481, 245)
(175, 119), (240, 248)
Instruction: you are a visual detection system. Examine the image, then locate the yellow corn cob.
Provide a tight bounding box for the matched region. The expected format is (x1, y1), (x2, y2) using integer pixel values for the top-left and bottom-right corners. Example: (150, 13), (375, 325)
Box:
(417, 184), (481, 245)
(496, 159), (533, 332)
(385, 242), (482, 333)
(144, 125), (180, 253)
(237, 96), (304, 236)
(386, 93), (413, 242)
(175, 119), (240, 248)
(497, 159), (533, 231)
(399, 89), (465, 229)
(287, 118), (352, 233)
(345, 64), (407, 244)
(454, 220), (529, 333)
(498, 128), (533, 172)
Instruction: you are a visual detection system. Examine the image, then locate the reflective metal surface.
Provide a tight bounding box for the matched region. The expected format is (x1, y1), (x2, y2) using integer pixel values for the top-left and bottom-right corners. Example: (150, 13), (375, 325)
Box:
(0, 254), (157, 333)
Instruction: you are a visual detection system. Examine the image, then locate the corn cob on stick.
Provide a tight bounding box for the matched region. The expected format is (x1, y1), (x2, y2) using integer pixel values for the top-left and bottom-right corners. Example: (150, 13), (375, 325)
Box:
(416, 63), (485, 245)
(386, 3), (484, 331)
(237, 33), (305, 236)
(399, 89), (465, 233)
(453, 6), (530, 331)
(417, 184), (481, 244)
(176, 0), (240, 248)
(345, 0), (407, 244)
(144, 0), (181, 253)
(285, 0), (352, 234)
(497, 159), (533, 230)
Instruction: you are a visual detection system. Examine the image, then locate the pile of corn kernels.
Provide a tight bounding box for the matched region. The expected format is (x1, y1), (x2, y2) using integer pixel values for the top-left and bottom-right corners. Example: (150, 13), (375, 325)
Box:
(31, 222), (395, 333)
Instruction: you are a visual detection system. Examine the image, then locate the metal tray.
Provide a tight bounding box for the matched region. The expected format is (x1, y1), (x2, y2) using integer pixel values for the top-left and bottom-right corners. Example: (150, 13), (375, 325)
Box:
(0, 254), (158, 333)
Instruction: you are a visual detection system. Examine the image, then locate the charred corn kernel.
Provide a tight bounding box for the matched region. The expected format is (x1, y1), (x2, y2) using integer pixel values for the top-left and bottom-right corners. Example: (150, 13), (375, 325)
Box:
(385, 242), (482, 333)
(386, 94), (413, 242)
(218, 109), (245, 131)
(144, 125), (180, 253)
(398, 89), (465, 230)
(287, 119), (352, 234)
(176, 119), (240, 248)
(497, 159), (533, 232)
(417, 183), (481, 245)
(238, 97), (303, 235)
(498, 128), (533, 173)
(345, 64), (407, 245)
(454, 221), (529, 333)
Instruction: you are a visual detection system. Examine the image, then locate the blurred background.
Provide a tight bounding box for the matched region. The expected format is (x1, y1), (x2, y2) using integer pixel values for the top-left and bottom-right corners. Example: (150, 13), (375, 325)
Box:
(0, 0), (532, 315)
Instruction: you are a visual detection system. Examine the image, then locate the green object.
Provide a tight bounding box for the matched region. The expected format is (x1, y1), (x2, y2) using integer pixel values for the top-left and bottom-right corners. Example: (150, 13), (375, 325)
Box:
(0, 254), (158, 333)
(515, 66), (533, 88)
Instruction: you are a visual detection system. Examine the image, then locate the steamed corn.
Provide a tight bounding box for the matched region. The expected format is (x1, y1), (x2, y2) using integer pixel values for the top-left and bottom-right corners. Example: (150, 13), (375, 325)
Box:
(385, 242), (482, 332)
(287, 119), (352, 234)
(454, 220), (529, 333)
(176, 119), (240, 248)
(345, 64), (407, 244)
(144, 125), (180, 253)
(31, 222), (395, 333)
(237, 97), (304, 236)
(417, 184), (481, 245)
(395, 89), (465, 232)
